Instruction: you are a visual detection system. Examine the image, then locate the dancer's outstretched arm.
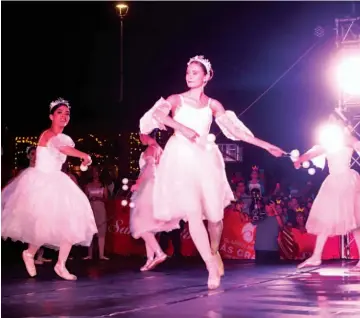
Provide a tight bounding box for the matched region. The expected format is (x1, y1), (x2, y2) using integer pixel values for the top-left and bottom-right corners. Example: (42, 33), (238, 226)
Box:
(210, 99), (284, 157)
(293, 146), (325, 169)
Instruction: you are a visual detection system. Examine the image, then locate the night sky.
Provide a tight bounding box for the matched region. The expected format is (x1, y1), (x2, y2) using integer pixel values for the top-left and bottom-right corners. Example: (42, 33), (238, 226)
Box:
(2, 1), (356, 154)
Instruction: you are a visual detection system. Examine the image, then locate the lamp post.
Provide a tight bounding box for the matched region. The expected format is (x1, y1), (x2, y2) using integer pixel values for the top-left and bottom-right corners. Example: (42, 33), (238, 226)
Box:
(116, 3), (129, 103)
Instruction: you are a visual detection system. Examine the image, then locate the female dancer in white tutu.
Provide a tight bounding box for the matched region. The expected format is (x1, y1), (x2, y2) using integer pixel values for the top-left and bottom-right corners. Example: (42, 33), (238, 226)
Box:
(140, 55), (284, 289)
(130, 133), (170, 271)
(2, 98), (98, 280)
(295, 114), (360, 270)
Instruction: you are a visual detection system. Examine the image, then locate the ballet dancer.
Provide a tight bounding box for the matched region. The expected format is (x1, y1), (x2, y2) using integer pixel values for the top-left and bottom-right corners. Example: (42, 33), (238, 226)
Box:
(139, 55), (285, 289)
(2, 98), (98, 280)
(130, 133), (170, 271)
(295, 114), (360, 271)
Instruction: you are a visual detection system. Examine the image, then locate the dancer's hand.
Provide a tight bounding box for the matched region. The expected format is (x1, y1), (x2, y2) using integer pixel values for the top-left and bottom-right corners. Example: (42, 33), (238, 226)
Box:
(82, 154), (92, 166)
(180, 126), (199, 142)
(293, 160), (301, 170)
(131, 184), (139, 192)
(267, 146), (285, 158)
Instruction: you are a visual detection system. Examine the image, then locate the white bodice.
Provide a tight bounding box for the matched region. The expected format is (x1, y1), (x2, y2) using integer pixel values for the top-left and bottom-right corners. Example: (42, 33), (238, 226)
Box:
(327, 146), (354, 175)
(35, 134), (75, 173)
(173, 96), (213, 137)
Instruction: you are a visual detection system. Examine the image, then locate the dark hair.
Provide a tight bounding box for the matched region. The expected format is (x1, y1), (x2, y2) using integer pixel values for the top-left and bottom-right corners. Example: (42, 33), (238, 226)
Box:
(27, 146), (36, 155)
(50, 103), (70, 114)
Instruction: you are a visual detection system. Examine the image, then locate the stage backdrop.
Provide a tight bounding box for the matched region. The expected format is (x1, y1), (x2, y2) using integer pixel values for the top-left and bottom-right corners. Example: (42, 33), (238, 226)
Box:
(105, 200), (356, 260)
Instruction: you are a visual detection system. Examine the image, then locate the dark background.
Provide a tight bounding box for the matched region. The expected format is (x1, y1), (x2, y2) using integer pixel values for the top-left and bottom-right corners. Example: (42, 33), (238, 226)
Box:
(1, 1), (358, 181)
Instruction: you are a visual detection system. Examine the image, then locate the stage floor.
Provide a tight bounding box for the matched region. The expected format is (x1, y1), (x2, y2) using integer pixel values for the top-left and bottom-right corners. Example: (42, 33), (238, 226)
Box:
(2, 257), (360, 317)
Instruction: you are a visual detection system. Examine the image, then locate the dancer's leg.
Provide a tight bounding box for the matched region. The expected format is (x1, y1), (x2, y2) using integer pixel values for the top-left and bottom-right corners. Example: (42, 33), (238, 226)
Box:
(98, 236), (109, 260)
(23, 244), (40, 277)
(351, 229), (360, 269)
(298, 234), (327, 268)
(54, 242), (77, 280)
(188, 216), (220, 289)
(140, 232), (167, 271)
(207, 221), (223, 254)
(207, 220), (224, 276)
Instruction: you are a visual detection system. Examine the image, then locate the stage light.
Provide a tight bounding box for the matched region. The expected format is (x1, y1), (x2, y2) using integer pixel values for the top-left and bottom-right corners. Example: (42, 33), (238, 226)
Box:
(318, 124), (344, 153)
(129, 202), (135, 208)
(122, 184), (129, 191)
(336, 54), (360, 95)
(121, 199), (128, 206)
(122, 178), (129, 185)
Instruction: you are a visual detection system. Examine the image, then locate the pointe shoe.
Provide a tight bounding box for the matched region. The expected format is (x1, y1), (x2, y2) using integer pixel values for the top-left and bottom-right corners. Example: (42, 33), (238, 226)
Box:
(140, 258), (154, 272)
(297, 257), (321, 269)
(100, 256), (110, 261)
(214, 251), (224, 277)
(147, 253), (167, 270)
(206, 256), (221, 290)
(54, 263), (77, 281)
(82, 256), (92, 260)
(22, 250), (37, 277)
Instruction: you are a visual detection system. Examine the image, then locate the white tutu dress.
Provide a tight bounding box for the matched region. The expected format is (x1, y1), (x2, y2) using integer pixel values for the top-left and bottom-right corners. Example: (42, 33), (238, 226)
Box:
(143, 95), (234, 226)
(130, 145), (177, 238)
(306, 145), (360, 236)
(1, 133), (98, 248)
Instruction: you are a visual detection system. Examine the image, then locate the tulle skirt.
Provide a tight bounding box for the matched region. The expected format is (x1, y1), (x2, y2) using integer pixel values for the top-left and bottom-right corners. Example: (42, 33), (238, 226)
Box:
(306, 168), (360, 236)
(130, 176), (178, 239)
(2, 168), (98, 248)
(152, 134), (234, 226)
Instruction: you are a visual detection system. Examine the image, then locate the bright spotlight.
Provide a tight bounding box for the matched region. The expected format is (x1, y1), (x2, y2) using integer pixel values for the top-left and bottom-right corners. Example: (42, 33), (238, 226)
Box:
(318, 124), (344, 153)
(336, 54), (360, 95)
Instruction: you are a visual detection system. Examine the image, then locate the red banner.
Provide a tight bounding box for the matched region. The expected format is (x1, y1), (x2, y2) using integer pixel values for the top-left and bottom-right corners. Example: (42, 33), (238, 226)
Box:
(105, 200), (355, 260)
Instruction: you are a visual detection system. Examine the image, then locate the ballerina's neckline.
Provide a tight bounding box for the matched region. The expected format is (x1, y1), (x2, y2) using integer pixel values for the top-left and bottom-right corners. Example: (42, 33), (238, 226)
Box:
(179, 94), (211, 110)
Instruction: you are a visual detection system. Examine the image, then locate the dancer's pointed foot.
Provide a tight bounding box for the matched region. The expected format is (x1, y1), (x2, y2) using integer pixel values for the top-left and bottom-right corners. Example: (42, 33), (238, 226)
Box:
(100, 256), (110, 261)
(54, 262), (77, 280)
(297, 256), (321, 269)
(206, 256), (221, 290)
(140, 258), (154, 272)
(22, 250), (37, 277)
(148, 252), (168, 270)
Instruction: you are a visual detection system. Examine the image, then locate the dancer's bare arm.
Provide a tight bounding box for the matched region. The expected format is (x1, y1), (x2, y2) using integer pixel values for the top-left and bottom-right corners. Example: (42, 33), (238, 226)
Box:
(293, 146), (326, 169)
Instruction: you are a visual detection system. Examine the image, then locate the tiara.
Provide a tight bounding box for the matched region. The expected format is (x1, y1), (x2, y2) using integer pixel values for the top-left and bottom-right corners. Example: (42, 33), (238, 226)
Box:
(187, 55), (212, 74)
(49, 98), (71, 111)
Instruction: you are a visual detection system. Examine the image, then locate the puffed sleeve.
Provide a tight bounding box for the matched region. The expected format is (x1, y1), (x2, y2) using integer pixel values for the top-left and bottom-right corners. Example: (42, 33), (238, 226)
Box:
(48, 134), (75, 149)
(139, 97), (172, 134)
(215, 110), (254, 141)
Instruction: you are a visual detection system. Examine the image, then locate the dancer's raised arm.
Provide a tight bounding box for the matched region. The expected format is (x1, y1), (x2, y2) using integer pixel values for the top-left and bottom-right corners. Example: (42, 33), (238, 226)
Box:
(210, 99), (285, 157)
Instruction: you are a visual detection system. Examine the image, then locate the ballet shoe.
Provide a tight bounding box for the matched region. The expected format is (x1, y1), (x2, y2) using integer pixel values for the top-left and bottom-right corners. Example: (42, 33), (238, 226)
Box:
(22, 250), (37, 277)
(82, 256), (92, 260)
(140, 258), (154, 272)
(100, 256), (110, 261)
(206, 256), (221, 290)
(148, 252), (167, 270)
(214, 251), (224, 277)
(297, 257), (321, 269)
(54, 263), (77, 281)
